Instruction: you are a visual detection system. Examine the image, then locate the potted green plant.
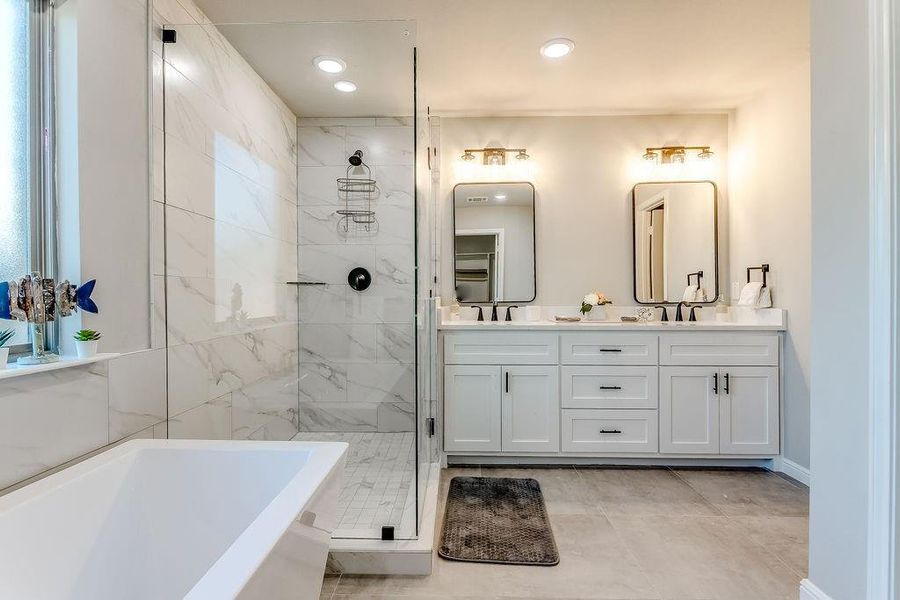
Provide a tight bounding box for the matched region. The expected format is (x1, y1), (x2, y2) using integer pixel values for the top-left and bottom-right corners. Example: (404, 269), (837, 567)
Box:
(0, 329), (15, 369)
(73, 329), (102, 359)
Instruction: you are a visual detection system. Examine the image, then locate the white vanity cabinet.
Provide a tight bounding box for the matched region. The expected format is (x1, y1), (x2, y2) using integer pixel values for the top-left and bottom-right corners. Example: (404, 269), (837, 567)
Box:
(444, 365), (502, 452)
(441, 327), (781, 460)
(659, 333), (780, 455)
(502, 366), (560, 452)
(443, 334), (560, 453)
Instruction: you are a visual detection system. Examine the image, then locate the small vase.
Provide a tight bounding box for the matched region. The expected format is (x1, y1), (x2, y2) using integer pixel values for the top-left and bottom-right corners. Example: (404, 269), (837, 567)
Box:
(0, 347), (8, 369)
(75, 340), (99, 359)
(584, 306), (609, 322)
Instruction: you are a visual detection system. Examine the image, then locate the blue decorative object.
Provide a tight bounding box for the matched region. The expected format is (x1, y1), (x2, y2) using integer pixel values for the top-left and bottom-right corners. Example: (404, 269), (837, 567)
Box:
(75, 279), (98, 314)
(0, 281), (9, 320)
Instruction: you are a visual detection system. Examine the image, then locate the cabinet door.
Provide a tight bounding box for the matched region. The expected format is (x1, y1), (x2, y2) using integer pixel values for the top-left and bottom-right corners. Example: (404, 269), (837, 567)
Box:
(444, 365), (502, 452)
(719, 367), (779, 454)
(501, 366), (560, 452)
(660, 367), (719, 454)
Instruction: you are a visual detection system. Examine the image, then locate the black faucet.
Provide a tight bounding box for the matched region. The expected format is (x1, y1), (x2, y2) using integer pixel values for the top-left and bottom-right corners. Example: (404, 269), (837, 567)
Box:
(689, 306), (699, 322)
(654, 305), (669, 322)
(491, 303), (499, 322)
(476, 306), (484, 321)
(506, 305), (518, 321)
(675, 301), (690, 322)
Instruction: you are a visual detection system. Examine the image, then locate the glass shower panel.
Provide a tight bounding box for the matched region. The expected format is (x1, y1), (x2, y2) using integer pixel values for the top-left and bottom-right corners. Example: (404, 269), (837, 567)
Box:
(162, 18), (422, 541)
(160, 22), (301, 444)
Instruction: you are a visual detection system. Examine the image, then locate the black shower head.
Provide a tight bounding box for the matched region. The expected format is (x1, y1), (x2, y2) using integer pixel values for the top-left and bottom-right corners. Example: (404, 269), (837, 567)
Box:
(349, 150), (364, 166)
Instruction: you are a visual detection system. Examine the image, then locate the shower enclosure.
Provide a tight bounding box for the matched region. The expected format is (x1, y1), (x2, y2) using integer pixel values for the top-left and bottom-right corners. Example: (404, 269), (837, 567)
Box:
(157, 14), (436, 542)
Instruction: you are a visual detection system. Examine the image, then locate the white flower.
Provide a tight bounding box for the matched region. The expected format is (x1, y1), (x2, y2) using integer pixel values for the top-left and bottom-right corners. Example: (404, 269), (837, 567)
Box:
(583, 293), (600, 306)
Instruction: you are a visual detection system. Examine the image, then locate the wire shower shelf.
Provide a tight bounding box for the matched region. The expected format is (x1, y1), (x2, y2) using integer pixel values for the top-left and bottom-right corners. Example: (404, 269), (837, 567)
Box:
(336, 153), (379, 235)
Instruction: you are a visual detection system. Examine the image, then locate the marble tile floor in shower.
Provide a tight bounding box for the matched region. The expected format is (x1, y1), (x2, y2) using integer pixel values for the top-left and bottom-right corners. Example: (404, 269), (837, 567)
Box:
(292, 431), (417, 538)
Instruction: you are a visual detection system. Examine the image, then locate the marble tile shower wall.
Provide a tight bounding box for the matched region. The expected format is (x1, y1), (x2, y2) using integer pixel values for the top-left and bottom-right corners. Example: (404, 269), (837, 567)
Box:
(154, 0), (300, 441)
(296, 118), (416, 434)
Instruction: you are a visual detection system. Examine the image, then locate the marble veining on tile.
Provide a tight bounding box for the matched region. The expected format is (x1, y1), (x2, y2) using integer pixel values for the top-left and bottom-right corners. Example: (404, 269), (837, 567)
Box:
(292, 432), (415, 537)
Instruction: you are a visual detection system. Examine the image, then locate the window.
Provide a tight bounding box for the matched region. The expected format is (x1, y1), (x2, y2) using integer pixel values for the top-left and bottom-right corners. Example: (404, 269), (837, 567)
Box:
(0, 0), (54, 356)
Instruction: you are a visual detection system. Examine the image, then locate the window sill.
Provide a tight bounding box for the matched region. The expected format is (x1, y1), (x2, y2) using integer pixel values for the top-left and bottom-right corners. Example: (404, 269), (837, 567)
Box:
(0, 353), (119, 381)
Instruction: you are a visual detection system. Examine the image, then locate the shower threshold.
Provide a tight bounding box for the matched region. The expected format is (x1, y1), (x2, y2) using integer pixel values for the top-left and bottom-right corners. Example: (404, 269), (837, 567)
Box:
(291, 431), (439, 575)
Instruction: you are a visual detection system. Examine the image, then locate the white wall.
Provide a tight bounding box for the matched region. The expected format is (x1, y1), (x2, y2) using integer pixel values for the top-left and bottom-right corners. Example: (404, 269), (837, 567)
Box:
(56, 0), (152, 355)
(0, 0), (169, 494)
(728, 58), (811, 470)
(439, 115), (729, 306)
(808, 0), (872, 596)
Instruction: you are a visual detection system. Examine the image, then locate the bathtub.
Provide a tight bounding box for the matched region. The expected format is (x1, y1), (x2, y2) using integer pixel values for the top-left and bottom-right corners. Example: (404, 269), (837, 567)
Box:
(0, 439), (347, 600)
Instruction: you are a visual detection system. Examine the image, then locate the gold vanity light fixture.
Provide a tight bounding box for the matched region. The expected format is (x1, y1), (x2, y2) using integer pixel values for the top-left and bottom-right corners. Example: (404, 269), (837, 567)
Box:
(459, 147), (530, 165)
(642, 145), (714, 163)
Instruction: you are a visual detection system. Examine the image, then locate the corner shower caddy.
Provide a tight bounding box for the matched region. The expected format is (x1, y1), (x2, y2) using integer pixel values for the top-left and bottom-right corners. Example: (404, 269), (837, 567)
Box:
(336, 150), (378, 235)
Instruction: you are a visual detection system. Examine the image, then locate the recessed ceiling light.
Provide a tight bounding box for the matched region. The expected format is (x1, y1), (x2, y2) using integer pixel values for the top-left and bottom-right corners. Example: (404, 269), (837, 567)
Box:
(334, 80), (357, 93)
(540, 38), (575, 59)
(313, 56), (346, 74)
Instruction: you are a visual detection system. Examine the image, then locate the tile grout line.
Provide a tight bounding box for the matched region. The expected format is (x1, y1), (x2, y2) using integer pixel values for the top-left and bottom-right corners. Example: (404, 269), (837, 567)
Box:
(665, 467), (727, 517)
(666, 467), (809, 582)
(573, 465), (664, 600)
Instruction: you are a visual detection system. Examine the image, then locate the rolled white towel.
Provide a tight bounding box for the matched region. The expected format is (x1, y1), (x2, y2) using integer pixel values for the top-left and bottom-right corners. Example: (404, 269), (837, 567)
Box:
(682, 285), (697, 303)
(738, 281), (764, 306)
(756, 286), (773, 308)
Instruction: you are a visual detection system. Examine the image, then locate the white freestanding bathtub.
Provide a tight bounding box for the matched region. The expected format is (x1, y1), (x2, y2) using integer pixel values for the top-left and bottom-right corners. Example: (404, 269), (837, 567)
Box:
(0, 439), (347, 600)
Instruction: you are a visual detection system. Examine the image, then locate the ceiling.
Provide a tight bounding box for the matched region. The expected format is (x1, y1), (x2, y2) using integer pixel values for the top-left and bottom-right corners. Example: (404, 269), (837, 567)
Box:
(194, 0), (810, 117)
(215, 21), (414, 118)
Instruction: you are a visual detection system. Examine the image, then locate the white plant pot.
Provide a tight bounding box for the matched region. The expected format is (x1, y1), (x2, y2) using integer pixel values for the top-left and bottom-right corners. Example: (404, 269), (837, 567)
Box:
(583, 306), (609, 322)
(0, 347), (8, 369)
(75, 340), (99, 359)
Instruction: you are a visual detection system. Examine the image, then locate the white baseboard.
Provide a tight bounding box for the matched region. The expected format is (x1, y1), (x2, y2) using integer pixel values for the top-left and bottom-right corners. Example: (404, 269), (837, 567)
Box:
(773, 456), (810, 486)
(800, 579), (833, 600)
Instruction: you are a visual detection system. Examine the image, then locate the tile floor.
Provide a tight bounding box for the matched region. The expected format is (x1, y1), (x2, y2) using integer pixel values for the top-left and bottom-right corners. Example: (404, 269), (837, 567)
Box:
(320, 466), (808, 600)
(292, 431), (416, 537)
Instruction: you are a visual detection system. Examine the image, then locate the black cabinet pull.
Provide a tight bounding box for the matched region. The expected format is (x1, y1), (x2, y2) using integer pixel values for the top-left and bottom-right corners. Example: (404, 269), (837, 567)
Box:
(505, 371), (509, 393)
(598, 348), (623, 353)
(598, 385), (622, 390)
(713, 373), (718, 395)
(599, 429), (623, 434)
(724, 373), (730, 394)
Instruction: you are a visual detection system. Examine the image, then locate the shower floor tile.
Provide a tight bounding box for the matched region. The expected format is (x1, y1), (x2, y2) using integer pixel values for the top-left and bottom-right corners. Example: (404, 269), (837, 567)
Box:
(291, 431), (416, 539)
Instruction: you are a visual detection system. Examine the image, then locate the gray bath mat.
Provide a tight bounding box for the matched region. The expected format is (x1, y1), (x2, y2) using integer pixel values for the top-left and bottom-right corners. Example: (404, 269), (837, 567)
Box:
(438, 476), (559, 566)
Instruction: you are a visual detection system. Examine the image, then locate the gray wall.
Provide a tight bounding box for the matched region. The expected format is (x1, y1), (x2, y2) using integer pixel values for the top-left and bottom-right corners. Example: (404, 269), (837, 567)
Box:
(809, 0), (872, 596)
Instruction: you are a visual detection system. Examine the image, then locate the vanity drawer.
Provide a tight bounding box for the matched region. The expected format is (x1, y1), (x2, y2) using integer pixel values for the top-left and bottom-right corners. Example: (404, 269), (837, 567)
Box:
(659, 333), (779, 366)
(560, 333), (658, 365)
(561, 409), (659, 453)
(443, 332), (559, 365)
(561, 366), (658, 409)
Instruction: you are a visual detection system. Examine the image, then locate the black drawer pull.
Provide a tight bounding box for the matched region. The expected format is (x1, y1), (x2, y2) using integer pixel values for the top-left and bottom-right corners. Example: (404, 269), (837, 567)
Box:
(597, 348), (623, 353)
(724, 372), (730, 394)
(599, 429), (623, 434)
(598, 385), (622, 390)
(713, 373), (718, 394)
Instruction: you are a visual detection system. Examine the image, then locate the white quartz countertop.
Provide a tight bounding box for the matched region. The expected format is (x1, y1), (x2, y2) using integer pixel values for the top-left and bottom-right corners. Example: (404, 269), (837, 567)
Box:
(438, 320), (785, 331)
(437, 304), (786, 332)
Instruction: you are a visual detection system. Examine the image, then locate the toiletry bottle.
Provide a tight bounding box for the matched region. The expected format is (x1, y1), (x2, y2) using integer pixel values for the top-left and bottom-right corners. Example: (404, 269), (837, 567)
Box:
(450, 297), (461, 320)
(715, 295), (729, 322)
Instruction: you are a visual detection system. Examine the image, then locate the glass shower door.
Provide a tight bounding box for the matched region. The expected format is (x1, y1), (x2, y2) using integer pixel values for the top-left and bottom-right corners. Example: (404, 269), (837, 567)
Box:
(159, 15), (422, 542)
